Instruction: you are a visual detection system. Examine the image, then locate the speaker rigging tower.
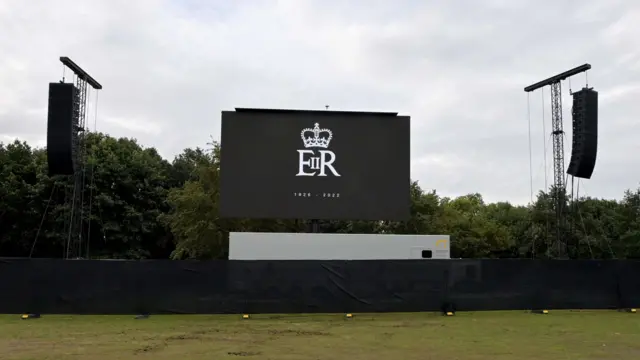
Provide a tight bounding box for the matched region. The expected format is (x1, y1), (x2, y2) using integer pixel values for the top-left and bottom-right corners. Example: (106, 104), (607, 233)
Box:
(56, 57), (102, 259)
(524, 64), (591, 258)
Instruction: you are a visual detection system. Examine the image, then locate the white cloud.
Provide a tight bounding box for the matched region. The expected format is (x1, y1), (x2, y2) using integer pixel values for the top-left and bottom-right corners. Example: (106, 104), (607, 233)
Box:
(1, 0), (639, 204)
(102, 116), (163, 136)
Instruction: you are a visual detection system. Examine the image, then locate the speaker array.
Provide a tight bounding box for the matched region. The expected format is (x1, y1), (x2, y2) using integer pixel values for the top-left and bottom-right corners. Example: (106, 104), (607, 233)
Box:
(46, 83), (78, 176)
(567, 87), (598, 179)
(45, 80), (598, 182)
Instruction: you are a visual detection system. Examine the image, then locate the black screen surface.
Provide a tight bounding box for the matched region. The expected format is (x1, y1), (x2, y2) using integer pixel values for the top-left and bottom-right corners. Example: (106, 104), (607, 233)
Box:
(219, 109), (410, 221)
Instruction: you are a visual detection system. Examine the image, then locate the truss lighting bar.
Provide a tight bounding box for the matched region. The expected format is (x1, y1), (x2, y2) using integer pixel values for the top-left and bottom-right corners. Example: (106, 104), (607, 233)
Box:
(59, 57), (102, 90)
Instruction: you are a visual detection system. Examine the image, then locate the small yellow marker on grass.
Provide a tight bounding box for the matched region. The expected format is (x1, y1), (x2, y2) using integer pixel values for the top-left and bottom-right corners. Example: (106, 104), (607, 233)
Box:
(21, 314), (40, 320)
(242, 314), (250, 319)
(345, 313), (353, 318)
(445, 311), (454, 316)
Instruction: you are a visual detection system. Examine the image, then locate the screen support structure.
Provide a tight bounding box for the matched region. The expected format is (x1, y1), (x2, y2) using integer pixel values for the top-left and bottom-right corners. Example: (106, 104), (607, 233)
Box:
(59, 57), (102, 259)
(524, 63), (590, 258)
(309, 219), (320, 233)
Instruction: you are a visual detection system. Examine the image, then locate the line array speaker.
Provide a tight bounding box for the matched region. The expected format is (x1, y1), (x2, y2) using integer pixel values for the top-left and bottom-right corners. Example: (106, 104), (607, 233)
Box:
(46, 83), (78, 176)
(567, 87), (598, 179)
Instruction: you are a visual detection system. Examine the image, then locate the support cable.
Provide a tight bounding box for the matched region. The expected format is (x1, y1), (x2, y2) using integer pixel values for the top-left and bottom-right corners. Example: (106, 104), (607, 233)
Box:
(527, 93), (534, 204)
(570, 175), (575, 258)
(30, 183), (58, 258)
(542, 89), (551, 254)
(65, 175), (78, 259)
(527, 92), (535, 259)
(575, 180), (595, 259)
(86, 90), (99, 258)
(542, 88), (548, 192)
(78, 80), (88, 259)
(585, 71), (589, 87)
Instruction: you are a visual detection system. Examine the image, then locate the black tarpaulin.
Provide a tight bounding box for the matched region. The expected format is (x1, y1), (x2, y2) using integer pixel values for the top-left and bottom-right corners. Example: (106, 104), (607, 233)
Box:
(0, 258), (638, 315)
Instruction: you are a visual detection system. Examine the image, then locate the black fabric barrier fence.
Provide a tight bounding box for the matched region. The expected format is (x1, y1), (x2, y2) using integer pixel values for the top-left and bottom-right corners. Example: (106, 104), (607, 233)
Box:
(0, 258), (638, 315)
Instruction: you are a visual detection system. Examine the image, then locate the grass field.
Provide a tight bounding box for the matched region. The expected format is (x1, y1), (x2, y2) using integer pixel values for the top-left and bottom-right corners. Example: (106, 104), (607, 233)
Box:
(1, 311), (639, 359)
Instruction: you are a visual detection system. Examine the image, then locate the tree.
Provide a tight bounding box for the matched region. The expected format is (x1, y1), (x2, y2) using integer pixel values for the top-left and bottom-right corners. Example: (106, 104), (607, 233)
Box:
(80, 133), (175, 259)
(2, 135), (639, 260)
(0, 140), (46, 256)
(162, 143), (225, 259)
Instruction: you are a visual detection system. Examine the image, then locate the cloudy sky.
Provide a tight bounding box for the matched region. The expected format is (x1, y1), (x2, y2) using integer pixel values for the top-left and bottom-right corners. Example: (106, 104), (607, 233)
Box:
(1, 0), (638, 204)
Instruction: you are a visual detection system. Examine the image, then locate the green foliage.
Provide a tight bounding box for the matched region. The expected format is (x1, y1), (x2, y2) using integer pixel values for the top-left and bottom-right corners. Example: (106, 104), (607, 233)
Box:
(0, 135), (638, 260)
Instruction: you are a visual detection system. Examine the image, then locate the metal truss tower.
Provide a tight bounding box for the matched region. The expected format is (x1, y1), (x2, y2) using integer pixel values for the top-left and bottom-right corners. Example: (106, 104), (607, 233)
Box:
(549, 80), (566, 256)
(59, 57), (102, 259)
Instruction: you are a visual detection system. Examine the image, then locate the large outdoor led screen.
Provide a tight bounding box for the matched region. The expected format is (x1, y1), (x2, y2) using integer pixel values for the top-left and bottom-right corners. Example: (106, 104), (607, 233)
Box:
(219, 108), (410, 221)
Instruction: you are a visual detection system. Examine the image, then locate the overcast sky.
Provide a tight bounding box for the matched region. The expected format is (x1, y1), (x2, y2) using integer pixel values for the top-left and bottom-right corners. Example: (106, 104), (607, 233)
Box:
(1, 0), (639, 204)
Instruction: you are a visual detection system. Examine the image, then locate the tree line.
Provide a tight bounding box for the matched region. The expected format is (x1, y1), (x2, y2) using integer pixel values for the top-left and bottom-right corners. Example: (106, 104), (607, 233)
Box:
(1, 133), (639, 260)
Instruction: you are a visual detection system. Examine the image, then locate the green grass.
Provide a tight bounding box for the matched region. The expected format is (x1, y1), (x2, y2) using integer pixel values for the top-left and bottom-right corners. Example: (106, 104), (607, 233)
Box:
(1, 311), (639, 359)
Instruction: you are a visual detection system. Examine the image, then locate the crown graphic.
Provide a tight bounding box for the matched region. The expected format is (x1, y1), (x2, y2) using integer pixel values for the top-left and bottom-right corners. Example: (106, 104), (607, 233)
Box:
(301, 123), (333, 148)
